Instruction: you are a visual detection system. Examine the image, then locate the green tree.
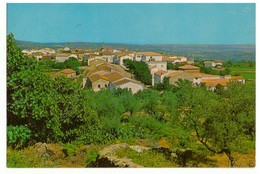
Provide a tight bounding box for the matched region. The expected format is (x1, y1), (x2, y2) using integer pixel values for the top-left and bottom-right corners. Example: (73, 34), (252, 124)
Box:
(53, 77), (102, 144)
(123, 59), (152, 85)
(64, 57), (82, 74)
(114, 88), (141, 116)
(176, 81), (255, 167)
(167, 62), (174, 70)
(135, 89), (160, 115)
(89, 90), (125, 143)
(7, 34), (63, 143)
(154, 77), (171, 91)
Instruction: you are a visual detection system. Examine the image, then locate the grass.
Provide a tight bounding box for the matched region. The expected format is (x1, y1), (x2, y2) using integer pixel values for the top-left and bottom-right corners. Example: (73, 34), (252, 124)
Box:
(240, 72), (256, 80)
(227, 65), (256, 80)
(208, 150), (255, 167)
(115, 146), (177, 167)
(7, 144), (100, 168)
(230, 71), (255, 80)
(229, 67), (255, 71)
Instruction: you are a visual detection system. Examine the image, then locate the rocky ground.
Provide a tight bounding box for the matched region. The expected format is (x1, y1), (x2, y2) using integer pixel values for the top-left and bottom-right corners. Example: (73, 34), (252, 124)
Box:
(7, 141), (255, 168)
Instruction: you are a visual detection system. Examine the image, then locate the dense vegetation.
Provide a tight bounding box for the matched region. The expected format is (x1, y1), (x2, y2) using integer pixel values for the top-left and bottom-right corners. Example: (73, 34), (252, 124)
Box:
(123, 59), (152, 85)
(7, 34), (255, 167)
(39, 58), (87, 75)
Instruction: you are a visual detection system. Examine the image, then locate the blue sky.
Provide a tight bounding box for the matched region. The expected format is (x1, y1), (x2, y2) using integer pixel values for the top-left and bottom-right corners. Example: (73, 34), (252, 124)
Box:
(7, 3), (255, 44)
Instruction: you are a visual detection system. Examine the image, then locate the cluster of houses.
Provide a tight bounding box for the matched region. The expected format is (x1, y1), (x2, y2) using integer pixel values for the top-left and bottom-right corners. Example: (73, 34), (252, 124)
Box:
(22, 47), (245, 93)
(22, 47), (99, 62)
(82, 59), (144, 94)
(154, 64), (244, 90)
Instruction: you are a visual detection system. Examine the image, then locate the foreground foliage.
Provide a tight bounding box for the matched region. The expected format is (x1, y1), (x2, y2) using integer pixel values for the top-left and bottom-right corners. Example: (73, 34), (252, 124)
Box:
(7, 34), (255, 167)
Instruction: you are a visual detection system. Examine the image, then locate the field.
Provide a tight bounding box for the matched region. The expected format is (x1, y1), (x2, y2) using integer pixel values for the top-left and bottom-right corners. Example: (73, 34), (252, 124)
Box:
(228, 64), (256, 80)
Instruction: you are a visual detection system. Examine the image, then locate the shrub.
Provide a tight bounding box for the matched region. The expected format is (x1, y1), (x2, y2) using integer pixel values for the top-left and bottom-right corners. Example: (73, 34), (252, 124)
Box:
(62, 142), (80, 157)
(7, 125), (31, 149)
(86, 148), (99, 166)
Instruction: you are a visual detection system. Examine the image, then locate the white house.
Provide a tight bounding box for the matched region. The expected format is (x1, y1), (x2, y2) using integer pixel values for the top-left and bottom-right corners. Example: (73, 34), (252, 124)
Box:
(64, 47), (70, 52)
(204, 60), (224, 68)
(146, 61), (167, 71)
(113, 52), (134, 68)
(56, 54), (78, 62)
(134, 52), (163, 62)
(109, 78), (144, 94)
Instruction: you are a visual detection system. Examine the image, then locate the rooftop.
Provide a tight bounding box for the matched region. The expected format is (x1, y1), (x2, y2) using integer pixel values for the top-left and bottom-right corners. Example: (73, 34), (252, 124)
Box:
(136, 52), (162, 56)
(105, 71), (124, 82)
(112, 78), (143, 86)
(179, 65), (200, 70)
(202, 79), (229, 87)
(59, 69), (76, 74)
(165, 71), (185, 78)
(187, 72), (204, 78)
(88, 73), (110, 82)
(231, 76), (245, 80)
(56, 53), (71, 57)
(154, 70), (167, 76)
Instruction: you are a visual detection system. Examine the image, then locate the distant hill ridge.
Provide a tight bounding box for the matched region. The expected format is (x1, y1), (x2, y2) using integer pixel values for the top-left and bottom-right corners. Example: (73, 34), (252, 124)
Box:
(16, 40), (255, 62)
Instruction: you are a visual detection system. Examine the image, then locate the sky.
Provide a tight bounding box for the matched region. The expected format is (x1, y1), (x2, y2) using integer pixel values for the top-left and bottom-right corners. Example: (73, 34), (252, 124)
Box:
(7, 3), (255, 44)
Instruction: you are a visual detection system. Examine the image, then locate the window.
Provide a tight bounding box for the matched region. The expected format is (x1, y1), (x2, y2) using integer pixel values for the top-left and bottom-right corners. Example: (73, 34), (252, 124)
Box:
(105, 84), (107, 88)
(161, 65), (164, 68)
(98, 85), (101, 88)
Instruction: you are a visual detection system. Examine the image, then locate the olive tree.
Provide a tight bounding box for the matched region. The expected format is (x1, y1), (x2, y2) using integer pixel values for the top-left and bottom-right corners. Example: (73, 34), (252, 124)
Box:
(176, 80), (255, 167)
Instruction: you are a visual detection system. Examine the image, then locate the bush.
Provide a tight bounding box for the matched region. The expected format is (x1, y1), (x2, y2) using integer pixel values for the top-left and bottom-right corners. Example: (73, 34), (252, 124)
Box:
(62, 142), (80, 157)
(86, 148), (99, 166)
(7, 125), (31, 149)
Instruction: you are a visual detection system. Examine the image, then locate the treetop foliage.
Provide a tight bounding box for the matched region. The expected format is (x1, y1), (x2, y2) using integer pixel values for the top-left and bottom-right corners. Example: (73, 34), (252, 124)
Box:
(123, 59), (152, 85)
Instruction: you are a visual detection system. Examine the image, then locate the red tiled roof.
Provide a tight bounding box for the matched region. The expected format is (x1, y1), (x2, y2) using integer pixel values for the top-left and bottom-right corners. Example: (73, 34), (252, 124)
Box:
(165, 71), (184, 78)
(202, 79), (229, 87)
(187, 72), (204, 78)
(88, 73), (110, 82)
(112, 78), (142, 86)
(154, 70), (167, 76)
(135, 52), (162, 56)
(105, 72), (124, 82)
(231, 76), (244, 80)
(60, 69), (76, 74)
(179, 65), (200, 70)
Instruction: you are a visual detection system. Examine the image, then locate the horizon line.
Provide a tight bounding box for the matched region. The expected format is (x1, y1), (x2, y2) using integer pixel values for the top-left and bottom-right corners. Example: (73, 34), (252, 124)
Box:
(15, 39), (256, 46)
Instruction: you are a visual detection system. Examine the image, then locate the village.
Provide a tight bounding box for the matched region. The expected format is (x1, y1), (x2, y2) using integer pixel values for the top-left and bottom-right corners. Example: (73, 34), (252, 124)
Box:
(6, 2), (256, 170)
(22, 46), (246, 93)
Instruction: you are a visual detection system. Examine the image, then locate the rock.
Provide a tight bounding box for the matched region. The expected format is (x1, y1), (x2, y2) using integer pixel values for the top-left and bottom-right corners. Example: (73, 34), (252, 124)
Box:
(33, 142), (65, 158)
(93, 143), (143, 168)
(129, 145), (151, 153)
(34, 142), (48, 156)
